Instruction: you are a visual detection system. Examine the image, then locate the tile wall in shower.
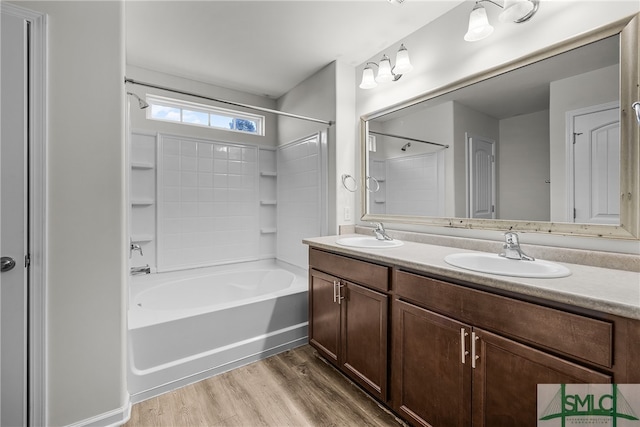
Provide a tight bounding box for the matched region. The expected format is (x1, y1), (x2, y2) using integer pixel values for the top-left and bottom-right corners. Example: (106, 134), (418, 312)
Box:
(277, 134), (323, 269)
(130, 131), (322, 272)
(384, 151), (445, 216)
(157, 135), (260, 270)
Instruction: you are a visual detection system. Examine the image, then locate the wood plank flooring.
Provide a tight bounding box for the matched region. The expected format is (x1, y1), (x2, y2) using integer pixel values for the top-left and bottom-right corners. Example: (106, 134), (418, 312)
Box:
(125, 345), (405, 427)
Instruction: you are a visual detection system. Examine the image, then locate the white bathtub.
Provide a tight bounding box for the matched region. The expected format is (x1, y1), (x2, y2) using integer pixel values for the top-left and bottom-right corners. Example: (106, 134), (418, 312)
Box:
(128, 260), (309, 402)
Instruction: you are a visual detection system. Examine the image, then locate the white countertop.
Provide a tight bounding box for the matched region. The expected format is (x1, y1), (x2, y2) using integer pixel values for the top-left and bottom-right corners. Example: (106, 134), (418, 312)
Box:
(303, 234), (640, 320)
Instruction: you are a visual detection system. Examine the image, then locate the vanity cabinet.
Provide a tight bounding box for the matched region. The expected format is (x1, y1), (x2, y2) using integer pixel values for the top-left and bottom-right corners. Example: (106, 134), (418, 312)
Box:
(306, 245), (640, 427)
(392, 270), (613, 427)
(308, 248), (390, 401)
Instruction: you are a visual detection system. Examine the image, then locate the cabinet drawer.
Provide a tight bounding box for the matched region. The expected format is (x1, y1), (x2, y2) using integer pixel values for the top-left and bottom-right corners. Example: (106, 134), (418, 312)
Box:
(309, 248), (389, 292)
(395, 270), (613, 368)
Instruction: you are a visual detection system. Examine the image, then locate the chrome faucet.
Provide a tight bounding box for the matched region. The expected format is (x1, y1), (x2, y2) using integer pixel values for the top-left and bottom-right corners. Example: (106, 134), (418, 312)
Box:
(372, 222), (393, 241)
(130, 264), (151, 275)
(499, 232), (534, 261)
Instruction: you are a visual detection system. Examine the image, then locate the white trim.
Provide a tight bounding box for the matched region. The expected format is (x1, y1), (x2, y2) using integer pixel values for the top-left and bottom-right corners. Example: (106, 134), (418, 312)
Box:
(565, 101), (620, 223)
(1, 3), (48, 426)
(63, 398), (131, 427)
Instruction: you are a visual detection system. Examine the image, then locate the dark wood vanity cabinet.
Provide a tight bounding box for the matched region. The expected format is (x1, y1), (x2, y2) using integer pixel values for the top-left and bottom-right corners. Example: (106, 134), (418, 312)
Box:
(307, 247), (639, 427)
(308, 248), (390, 401)
(392, 270), (615, 427)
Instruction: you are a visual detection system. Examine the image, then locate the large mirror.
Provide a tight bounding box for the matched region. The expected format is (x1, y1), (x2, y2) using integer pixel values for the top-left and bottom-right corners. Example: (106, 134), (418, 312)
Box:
(361, 15), (639, 239)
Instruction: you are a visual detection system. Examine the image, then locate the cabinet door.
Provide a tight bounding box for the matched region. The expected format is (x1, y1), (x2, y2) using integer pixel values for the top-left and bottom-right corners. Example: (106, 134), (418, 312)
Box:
(309, 269), (341, 364)
(472, 328), (612, 427)
(392, 300), (472, 427)
(342, 282), (388, 401)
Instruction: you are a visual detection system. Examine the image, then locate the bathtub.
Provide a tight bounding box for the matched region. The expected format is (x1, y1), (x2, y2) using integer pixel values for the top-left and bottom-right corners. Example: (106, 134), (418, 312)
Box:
(128, 260), (309, 403)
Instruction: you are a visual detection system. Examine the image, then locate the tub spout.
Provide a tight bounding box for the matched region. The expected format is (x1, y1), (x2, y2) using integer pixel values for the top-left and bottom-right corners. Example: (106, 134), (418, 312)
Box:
(131, 264), (151, 275)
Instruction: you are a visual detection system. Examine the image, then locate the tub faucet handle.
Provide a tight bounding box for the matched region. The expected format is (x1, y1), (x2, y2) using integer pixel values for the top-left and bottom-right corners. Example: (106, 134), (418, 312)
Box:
(130, 239), (143, 257)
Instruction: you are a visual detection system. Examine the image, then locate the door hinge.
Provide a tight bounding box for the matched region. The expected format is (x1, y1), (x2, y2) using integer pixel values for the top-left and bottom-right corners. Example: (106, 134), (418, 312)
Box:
(24, 254), (31, 268)
(573, 208), (577, 219)
(492, 205), (495, 213)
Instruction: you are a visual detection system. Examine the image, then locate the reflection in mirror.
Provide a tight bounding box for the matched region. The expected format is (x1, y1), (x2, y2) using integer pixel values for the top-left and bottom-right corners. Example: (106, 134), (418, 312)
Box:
(366, 35), (620, 226)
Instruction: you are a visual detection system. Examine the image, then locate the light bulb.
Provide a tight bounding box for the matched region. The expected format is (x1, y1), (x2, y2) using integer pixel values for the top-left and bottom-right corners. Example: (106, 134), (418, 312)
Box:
(359, 66), (377, 89)
(499, 0), (534, 23)
(464, 3), (494, 42)
(394, 44), (413, 75)
(375, 55), (394, 83)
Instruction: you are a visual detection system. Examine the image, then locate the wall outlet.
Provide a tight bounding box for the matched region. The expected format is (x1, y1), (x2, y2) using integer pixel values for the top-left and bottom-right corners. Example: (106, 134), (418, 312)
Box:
(344, 206), (351, 221)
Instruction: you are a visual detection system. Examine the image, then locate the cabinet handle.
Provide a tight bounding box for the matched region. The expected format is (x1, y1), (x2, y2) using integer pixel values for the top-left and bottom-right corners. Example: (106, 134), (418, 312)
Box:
(471, 332), (480, 369)
(333, 281), (338, 303)
(337, 282), (345, 304)
(460, 328), (469, 364)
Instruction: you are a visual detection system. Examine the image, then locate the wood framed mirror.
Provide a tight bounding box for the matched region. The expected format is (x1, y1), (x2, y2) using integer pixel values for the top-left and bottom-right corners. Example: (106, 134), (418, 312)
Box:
(360, 14), (639, 239)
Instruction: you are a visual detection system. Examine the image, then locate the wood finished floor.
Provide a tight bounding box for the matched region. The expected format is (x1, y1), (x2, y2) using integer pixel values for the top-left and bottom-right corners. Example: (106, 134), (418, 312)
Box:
(124, 345), (404, 427)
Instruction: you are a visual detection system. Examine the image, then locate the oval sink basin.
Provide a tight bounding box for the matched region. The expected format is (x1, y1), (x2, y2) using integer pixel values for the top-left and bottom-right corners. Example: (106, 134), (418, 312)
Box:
(336, 236), (404, 249)
(444, 253), (571, 278)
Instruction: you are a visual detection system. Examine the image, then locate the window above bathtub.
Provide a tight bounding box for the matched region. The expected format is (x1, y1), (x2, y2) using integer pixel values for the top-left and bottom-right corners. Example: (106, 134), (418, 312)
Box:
(146, 95), (265, 136)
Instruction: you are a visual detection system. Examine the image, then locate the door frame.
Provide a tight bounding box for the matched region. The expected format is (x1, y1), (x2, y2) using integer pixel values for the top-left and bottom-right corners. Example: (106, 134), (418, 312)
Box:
(565, 101), (619, 223)
(1, 3), (47, 426)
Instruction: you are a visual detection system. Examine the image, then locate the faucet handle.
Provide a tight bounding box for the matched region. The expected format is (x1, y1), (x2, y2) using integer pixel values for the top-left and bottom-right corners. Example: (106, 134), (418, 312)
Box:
(130, 239), (143, 257)
(504, 232), (519, 245)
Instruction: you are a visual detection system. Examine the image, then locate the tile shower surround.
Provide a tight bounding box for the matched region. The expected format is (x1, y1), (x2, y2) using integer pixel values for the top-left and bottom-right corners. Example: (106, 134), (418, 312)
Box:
(130, 131), (323, 272)
(369, 151), (445, 216)
(158, 136), (261, 270)
(277, 135), (322, 269)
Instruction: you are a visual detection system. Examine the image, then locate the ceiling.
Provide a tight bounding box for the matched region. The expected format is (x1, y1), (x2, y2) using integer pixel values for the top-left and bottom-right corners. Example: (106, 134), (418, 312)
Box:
(125, 0), (465, 99)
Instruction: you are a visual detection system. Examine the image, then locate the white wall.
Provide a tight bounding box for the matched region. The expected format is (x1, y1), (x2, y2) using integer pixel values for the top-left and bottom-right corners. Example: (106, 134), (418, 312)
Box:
(14, 1), (128, 425)
(355, 1), (640, 253)
(498, 110), (550, 221)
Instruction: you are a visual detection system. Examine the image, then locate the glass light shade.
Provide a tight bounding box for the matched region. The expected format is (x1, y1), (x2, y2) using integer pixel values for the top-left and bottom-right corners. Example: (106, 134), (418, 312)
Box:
(375, 55), (394, 83)
(499, 0), (534, 23)
(359, 66), (377, 89)
(464, 3), (494, 42)
(394, 44), (413, 75)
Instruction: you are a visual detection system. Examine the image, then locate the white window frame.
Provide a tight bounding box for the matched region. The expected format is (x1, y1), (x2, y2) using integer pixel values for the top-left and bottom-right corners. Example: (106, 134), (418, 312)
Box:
(146, 94), (265, 136)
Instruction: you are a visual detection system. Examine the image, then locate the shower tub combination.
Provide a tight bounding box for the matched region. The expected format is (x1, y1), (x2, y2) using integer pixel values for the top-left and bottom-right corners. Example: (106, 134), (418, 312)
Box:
(128, 260), (309, 403)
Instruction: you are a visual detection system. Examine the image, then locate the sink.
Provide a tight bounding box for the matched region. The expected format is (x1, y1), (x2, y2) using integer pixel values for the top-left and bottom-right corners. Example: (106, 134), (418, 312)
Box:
(444, 252), (571, 278)
(336, 236), (404, 249)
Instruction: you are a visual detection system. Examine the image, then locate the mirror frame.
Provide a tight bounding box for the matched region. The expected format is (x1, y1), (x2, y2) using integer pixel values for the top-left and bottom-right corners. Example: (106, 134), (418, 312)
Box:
(360, 14), (639, 240)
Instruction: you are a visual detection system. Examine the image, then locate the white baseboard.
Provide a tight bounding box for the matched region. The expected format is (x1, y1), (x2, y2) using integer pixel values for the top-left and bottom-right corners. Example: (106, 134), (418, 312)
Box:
(64, 395), (131, 427)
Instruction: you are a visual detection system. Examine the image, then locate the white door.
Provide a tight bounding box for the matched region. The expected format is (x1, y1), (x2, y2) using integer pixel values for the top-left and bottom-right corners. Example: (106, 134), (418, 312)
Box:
(1, 8), (29, 426)
(467, 134), (496, 219)
(571, 105), (620, 224)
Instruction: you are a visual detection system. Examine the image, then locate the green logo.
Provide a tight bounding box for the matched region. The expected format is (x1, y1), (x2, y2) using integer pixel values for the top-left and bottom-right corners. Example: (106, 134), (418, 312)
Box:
(539, 384), (639, 426)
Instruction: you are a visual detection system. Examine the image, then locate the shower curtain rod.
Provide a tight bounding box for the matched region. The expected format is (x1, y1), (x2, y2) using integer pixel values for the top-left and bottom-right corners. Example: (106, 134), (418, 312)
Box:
(369, 131), (449, 149)
(124, 77), (334, 126)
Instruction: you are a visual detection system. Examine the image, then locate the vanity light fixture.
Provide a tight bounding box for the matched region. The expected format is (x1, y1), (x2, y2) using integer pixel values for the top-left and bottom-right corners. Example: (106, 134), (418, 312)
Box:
(359, 44), (413, 89)
(464, 0), (539, 42)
